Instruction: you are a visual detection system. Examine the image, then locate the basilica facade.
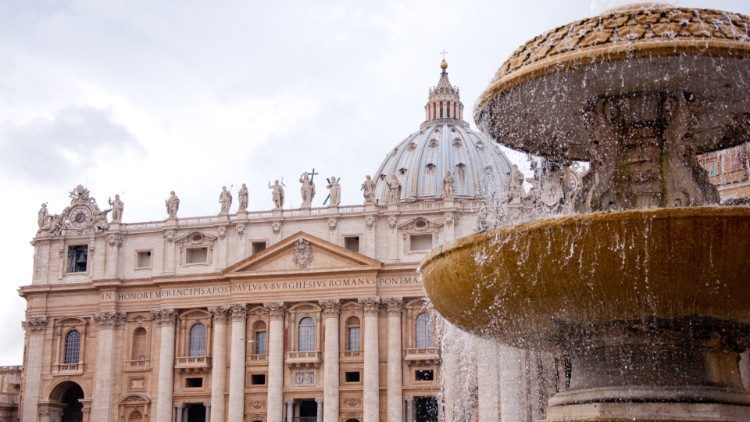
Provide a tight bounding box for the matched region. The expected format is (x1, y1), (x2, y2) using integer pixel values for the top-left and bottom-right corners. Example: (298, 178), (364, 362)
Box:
(18, 62), (513, 422)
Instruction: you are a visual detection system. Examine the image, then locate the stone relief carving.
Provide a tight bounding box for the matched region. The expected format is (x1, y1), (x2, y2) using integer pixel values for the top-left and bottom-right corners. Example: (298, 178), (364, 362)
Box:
(264, 302), (286, 319)
(237, 183), (249, 212)
(364, 215), (376, 229)
(387, 217), (397, 230)
(268, 180), (285, 209)
(209, 306), (229, 322)
(165, 191), (180, 219)
(25, 316), (48, 332)
(164, 229), (176, 242)
(236, 223), (245, 238)
(217, 226), (227, 239)
(271, 221), (282, 234)
(108, 234), (124, 248)
(327, 218), (337, 231)
(218, 186), (232, 215)
(230, 304), (248, 320)
(384, 298), (403, 315)
(358, 297), (380, 315)
(294, 371), (315, 386)
(93, 311), (126, 328)
(151, 309), (177, 326)
(292, 239), (314, 269)
(361, 175), (376, 204)
(326, 176), (341, 207)
(320, 299), (340, 318)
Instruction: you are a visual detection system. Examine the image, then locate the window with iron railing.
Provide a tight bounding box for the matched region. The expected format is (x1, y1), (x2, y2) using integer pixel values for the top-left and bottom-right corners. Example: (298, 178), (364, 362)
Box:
(189, 323), (206, 356)
(64, 330), (80, 364)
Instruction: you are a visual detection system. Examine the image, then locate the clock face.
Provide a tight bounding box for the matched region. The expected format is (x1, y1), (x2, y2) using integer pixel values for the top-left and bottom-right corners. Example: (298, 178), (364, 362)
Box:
(68, 205), (92, 229)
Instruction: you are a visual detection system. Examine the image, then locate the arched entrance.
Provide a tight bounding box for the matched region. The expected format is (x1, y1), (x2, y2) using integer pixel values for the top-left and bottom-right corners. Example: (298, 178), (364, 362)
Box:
(49, 381), (84, 422)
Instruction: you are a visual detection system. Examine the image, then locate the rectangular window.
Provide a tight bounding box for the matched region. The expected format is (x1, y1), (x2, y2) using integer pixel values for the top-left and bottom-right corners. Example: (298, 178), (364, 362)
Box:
(252, 241), (267, 255)
(410, 234), (433, 252)
(254, 331), (267, 355)
(415, 369), (434, 381)
(185, 377), (203, 388)
(185, 247), (208, 264)
(344, 236), (360, 253)
(136, 250), (152, 269)
(347, 327), (360, 351)
(345, 371), (361, 383)
(67, 245), (88, 273)
(250, 374), (266, 385)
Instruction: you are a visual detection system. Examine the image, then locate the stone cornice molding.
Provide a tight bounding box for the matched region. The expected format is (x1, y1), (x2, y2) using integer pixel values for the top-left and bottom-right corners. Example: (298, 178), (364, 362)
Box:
(229, 304), (248, 320)
(264, 302), (286, 319)
(93, 311), (126, 328)
(151, 308), (177, 326)
(209, 306), (230, 322)
(319, 299), (341, 318)
(25, 316), (48, 333)
(358, 297), (381, 316)
(384, 298), (403, 315)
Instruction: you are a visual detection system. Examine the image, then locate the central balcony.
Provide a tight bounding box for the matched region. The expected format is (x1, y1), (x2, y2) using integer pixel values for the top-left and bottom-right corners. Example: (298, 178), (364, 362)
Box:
(175, 355), (211, 373)
(404, 347), (440, 366)
(54, 362), (84, 375)
(285, 350), (321, 369)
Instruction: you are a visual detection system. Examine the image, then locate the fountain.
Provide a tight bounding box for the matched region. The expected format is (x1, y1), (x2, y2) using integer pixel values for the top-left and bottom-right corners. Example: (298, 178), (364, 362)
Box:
(422, 4), (750, 421)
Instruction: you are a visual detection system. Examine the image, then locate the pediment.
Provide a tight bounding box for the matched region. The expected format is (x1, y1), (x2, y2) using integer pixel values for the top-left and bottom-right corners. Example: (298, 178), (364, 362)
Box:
(225, 231), (382, 275)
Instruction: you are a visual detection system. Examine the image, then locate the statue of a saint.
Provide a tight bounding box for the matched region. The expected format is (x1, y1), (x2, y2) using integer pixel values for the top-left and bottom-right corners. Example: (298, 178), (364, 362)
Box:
(48, 214), (63, 236)
(109, 195), (124, 223)
(443, 170), (455, 201)
(268, 180), (285, 209)
(385, 173), (401, 204)
(218, 186), (232, 215)
(327, 176), (341, 207)
(505, 164), (526, 204)
(165, 191), (180, 218)
(94, 209), (111, 232)
(37, 203), (49, 229)
(361, 175), (376, 204)
(299, 172), (316, 208)
(238, 183), (249, 212)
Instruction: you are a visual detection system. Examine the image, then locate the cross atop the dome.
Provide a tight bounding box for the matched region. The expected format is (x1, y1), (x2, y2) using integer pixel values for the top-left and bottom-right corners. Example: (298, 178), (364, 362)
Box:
(440, 49), (448, 60)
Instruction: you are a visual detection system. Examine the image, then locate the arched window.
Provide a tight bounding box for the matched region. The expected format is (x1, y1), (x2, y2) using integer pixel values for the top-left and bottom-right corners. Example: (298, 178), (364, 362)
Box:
(131, 327), (148, 361)
(346, 316), (360, 352)
(63, 330), (81, 364)
(188, 323), (206, 356)
(415, 313), (433, 348)
(253, 321), (267, 355)
(298, 317), (315, 352)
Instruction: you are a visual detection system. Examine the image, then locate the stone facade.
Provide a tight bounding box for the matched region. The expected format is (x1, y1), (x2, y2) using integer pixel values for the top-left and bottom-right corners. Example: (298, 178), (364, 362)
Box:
(18, 64), (512, 422)
(698, 142), (750, 202)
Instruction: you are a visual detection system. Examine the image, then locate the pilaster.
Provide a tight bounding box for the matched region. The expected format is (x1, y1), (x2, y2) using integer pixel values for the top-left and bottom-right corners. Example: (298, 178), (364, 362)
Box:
(385, 298), (403, 422)
(152, 308), (177, 422)
(359, 297), (380, 422)
(209, 306), (229, 422)
(266, 302), (286, 422)
(320, 299), (340, 422)
(22, 316), (47, 421)
(90, 311), (125, 421)
(228, 304), (248, 422)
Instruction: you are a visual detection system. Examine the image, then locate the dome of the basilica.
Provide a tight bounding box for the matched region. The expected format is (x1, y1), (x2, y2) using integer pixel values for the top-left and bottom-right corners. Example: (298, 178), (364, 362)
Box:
(372, 62), (513, 203)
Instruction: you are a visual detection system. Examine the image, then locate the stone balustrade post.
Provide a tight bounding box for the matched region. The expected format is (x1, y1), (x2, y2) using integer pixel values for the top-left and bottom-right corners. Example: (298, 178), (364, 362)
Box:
(228, 304), (248, 422)
(22, 316), (47, 420)
(209, 306), (229, 422)
(360, 297), (380, 422)
(266, 302), (287, 422)
(153, 308), (177, 422)
(90, 311), (125, 421)
(320, 299), (340, 422)
(385, 299), (403, 422)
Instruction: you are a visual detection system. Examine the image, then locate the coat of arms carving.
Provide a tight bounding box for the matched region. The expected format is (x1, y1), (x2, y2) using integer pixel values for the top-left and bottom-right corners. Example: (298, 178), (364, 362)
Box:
(292, 239), (314, 269)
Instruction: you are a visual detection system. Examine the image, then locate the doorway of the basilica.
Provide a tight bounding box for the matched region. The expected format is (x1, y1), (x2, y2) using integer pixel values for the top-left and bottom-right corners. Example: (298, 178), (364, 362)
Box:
(297, 399), (317, 422)
(183, 403), (206, 422)
(415, 396), (438, 422)
(49, 381), (84, 422)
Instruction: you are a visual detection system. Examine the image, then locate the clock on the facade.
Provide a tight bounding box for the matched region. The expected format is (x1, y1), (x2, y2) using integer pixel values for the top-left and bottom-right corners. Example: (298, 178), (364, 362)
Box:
(68, 205), (92, 229)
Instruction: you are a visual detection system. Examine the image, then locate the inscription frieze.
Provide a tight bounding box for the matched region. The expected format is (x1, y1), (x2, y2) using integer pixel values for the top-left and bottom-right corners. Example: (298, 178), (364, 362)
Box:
(105, 275), (420, 302)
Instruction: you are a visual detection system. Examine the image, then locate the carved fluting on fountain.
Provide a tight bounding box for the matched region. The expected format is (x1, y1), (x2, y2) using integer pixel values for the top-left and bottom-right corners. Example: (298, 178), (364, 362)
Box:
(423, 4), (750, 421)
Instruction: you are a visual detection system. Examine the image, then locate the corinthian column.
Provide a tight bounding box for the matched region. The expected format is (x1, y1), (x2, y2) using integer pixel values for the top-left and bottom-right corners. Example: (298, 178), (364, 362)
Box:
(228, 304), (248, 422)
(359, 297), (380, 422)
(152, 308), (177, 422)
(320, 300), (340, 422)
(21, 316), (47, 420)
(384, 299), (403, 422)
(209, 306), (229, 422)
(266, 302), (286, 422)
(90, 311), (125, 421)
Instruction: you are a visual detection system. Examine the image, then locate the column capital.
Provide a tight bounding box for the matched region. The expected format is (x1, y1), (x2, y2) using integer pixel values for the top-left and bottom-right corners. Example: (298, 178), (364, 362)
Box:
(209, 306), (230, 322)
(384, 298), (403, 315)
(93, 311), (126, 328)
(151, 308), (177, 326)
(264, 302), (286, 319)
(319, 299), (340, 318)
(315, 397), (323, 405)
(229, 304), (248, 320)
(358, 297), (381, 315)
(284, 399), (294, 406)
(24, 316), (48, 333)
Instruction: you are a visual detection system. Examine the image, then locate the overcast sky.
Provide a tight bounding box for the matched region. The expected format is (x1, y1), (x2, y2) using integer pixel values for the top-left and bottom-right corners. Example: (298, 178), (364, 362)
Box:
(1, 0), (748, 364)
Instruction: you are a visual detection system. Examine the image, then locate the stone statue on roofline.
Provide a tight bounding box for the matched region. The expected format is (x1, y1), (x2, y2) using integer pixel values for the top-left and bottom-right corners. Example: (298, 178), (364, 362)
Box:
(268, 180), (285, 209)
(361, 175), (376, 204)
(299, 172), (316, 208)
(109, 195), (124, 223)
(219, 186), (232, 215)
(238, 183), (249, 212)
(327, 176), (341, 207)
(165, 191), (180, 219)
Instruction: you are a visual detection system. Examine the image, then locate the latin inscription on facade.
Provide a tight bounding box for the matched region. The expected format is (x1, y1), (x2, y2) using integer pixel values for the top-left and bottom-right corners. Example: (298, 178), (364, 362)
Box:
(108, 275), (420, 302)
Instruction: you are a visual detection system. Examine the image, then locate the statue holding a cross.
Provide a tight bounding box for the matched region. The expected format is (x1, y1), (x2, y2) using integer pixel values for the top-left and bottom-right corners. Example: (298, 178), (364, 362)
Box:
(299, 169), (317, 208)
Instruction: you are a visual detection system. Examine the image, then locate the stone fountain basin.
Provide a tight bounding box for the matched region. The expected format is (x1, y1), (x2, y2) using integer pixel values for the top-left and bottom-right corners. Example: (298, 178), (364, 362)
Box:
(420, 206), (750, 350)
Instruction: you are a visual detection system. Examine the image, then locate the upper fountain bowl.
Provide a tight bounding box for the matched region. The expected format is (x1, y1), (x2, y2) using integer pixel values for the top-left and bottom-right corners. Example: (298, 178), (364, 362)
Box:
(420, 207), (750, 350)
(474, 6), (750, 161)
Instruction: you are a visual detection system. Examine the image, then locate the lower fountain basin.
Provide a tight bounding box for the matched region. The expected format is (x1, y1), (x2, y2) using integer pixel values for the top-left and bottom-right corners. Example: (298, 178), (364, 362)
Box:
(421, 206), (750, 350)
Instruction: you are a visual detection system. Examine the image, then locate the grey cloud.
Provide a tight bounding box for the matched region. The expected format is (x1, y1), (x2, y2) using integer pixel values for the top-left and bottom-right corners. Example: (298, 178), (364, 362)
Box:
(0, 105), (144, 184)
